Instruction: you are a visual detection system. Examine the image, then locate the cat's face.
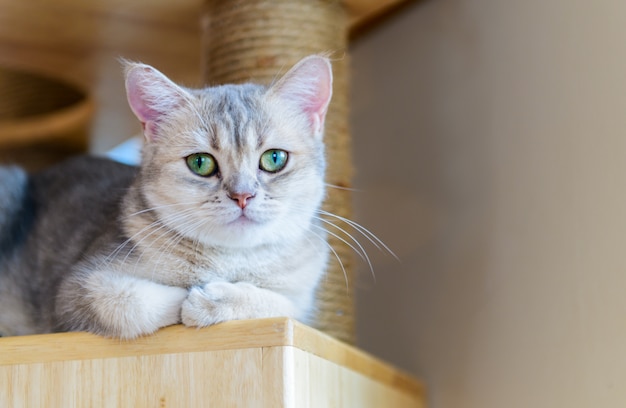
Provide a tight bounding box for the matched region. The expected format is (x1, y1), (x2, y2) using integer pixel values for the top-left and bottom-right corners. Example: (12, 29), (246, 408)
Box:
(124, 56), (333, 248)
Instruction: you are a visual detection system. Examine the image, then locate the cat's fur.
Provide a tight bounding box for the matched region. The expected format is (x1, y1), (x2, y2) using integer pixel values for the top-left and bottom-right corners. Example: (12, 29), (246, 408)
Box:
(0, 55), (333, 339)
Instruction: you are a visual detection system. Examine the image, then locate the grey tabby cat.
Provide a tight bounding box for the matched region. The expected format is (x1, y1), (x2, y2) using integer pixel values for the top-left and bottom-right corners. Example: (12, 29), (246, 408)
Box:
(0, 55), (333, 339)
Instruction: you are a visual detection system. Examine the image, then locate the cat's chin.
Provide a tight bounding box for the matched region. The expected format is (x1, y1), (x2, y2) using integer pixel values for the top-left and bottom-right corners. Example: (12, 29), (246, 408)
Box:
(191, 218), (272, 249)
(192, 214), (307, 249)
(198, 229), (270, 249)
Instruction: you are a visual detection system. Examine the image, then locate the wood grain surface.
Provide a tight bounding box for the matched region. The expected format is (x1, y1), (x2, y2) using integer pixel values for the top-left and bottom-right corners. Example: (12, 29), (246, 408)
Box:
(0, 318), (424, 407)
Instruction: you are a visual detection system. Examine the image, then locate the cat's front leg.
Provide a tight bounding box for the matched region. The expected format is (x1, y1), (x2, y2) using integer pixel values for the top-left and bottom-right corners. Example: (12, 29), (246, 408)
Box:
(181, 281), (298, 327)
(56, 269), (188, 339)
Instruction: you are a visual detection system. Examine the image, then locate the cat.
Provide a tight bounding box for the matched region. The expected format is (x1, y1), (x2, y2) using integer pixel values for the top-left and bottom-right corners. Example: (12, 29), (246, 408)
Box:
(0, 55), (334, 339)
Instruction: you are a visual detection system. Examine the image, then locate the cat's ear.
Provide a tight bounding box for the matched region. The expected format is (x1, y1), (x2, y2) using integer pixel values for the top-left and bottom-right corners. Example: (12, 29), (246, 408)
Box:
(123, 61), (191, 142)
(269, 55), (333, 139)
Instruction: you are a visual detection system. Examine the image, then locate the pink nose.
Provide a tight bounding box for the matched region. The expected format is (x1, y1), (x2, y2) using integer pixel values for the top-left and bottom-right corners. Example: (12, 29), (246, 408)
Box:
(229, 192), (254, 209)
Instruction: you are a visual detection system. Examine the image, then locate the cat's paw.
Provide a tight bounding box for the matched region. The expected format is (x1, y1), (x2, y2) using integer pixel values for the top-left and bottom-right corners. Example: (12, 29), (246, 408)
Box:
(181, 281), (262, 327)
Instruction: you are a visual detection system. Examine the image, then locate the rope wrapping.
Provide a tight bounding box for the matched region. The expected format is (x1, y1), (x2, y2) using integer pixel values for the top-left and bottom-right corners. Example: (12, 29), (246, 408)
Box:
(203, 0), (355, 344)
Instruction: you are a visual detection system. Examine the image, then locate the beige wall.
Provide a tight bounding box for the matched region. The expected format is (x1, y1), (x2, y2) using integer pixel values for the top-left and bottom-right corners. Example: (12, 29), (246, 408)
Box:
(351, 0), (626, 407)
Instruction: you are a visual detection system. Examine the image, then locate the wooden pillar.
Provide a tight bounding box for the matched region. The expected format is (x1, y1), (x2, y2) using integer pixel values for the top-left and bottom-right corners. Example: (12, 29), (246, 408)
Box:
(203, 0), (355, 344)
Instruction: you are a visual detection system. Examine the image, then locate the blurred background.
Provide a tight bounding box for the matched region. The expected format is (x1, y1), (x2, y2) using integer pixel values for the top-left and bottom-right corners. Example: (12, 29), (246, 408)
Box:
(352, 1), (626, 407)
(3, 0), (626, 407)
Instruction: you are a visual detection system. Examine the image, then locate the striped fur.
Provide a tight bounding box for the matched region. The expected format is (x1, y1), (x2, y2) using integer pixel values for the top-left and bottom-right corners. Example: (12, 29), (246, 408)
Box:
(0, 56), (332, 338)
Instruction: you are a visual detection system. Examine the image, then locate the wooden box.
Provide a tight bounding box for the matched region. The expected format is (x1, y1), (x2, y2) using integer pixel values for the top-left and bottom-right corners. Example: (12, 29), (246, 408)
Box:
(0, 318), (424, 407)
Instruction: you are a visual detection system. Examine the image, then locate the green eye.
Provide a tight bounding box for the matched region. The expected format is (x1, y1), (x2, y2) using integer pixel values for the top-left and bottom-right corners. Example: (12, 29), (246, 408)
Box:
(186, 153), (218, 177)
(260, 149), (288, 173)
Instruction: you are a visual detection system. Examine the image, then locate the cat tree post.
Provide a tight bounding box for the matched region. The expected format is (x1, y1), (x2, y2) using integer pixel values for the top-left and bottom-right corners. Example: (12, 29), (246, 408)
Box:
(203, 0), (355, 344)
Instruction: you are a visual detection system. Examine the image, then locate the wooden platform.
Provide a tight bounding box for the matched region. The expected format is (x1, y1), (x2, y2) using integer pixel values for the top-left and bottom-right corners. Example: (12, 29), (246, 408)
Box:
(0, 318), (424, 407)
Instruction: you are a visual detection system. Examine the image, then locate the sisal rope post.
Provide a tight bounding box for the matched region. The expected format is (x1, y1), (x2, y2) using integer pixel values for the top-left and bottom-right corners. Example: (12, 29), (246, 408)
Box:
(203, 0), (355, 344)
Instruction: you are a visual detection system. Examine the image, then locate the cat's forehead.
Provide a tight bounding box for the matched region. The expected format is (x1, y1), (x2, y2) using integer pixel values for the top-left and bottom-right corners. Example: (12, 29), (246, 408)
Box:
(193, 83), (270, 150)
(196, 83), (266, 121)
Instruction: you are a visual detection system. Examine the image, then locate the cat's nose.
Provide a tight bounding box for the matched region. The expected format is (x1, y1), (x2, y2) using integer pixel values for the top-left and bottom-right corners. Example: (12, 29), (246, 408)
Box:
(228, 192), (255, 209)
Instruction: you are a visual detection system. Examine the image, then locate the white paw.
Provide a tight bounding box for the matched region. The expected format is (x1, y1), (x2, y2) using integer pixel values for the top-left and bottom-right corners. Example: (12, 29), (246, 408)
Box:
(78, 271), (189, 339)
(181, 281), (246, 327)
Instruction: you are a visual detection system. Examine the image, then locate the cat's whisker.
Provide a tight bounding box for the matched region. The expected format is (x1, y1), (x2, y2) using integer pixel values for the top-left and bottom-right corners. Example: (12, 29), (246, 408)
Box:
(128, 209), (201, 268)
(287, 203), (395, 281)
(123, 223), (181, 271)
(269, 210), (351, 291)
(318, 210), (383, 252)
(311, 219), (375, 281)
(103, 218), (165, 265)
(146, 220), (197, 279)
(312, 216), (370, 260)
(324, 183), (362, 193)
(306, 227), (350, 293)
(116, 207), (200, 268)
(139, 206), (223, 278)
(123, 201), (203, 219)
(145, 213), (213, 277)
(155, 217), (218, 280)
(103, 197), (205, 266)
(317, 209), (399, 261)
(313, 222), (368, 263)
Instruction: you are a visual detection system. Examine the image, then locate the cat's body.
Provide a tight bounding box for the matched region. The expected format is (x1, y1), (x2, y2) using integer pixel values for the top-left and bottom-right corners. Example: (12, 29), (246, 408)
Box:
(0, 56), (333, 338)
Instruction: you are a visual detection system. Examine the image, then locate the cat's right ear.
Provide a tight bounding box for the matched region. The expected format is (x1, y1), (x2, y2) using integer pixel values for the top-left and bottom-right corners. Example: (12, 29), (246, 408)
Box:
(268, 55), (333, 140)
(123, 61), (190, 142)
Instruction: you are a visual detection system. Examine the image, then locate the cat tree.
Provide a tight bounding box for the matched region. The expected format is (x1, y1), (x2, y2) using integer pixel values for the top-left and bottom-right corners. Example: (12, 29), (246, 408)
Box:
(0, 0), (425, 406)
(203, 0), (356, 344)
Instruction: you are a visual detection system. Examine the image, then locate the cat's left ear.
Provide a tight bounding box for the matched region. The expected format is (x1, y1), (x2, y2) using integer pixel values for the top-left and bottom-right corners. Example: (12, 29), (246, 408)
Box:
(269, 55), (333, 139)
(123, 61), (191, 142)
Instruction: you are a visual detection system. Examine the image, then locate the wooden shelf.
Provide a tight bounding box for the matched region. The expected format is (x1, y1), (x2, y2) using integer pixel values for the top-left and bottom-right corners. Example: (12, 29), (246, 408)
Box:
(0, 318), (424, 407)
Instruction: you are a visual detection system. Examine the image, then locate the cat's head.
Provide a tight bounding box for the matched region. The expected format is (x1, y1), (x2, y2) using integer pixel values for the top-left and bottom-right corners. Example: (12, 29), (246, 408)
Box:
(124, 56), (333, 248)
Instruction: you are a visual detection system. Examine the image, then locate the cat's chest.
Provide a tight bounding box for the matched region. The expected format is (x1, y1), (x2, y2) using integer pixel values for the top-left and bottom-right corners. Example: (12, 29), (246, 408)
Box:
(134, 244), (286, 288)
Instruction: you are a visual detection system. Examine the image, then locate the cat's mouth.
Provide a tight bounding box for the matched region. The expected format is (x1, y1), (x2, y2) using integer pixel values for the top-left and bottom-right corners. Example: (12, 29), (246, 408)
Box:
(228, 213), (257, 226)
(224, 206), (270, 228)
